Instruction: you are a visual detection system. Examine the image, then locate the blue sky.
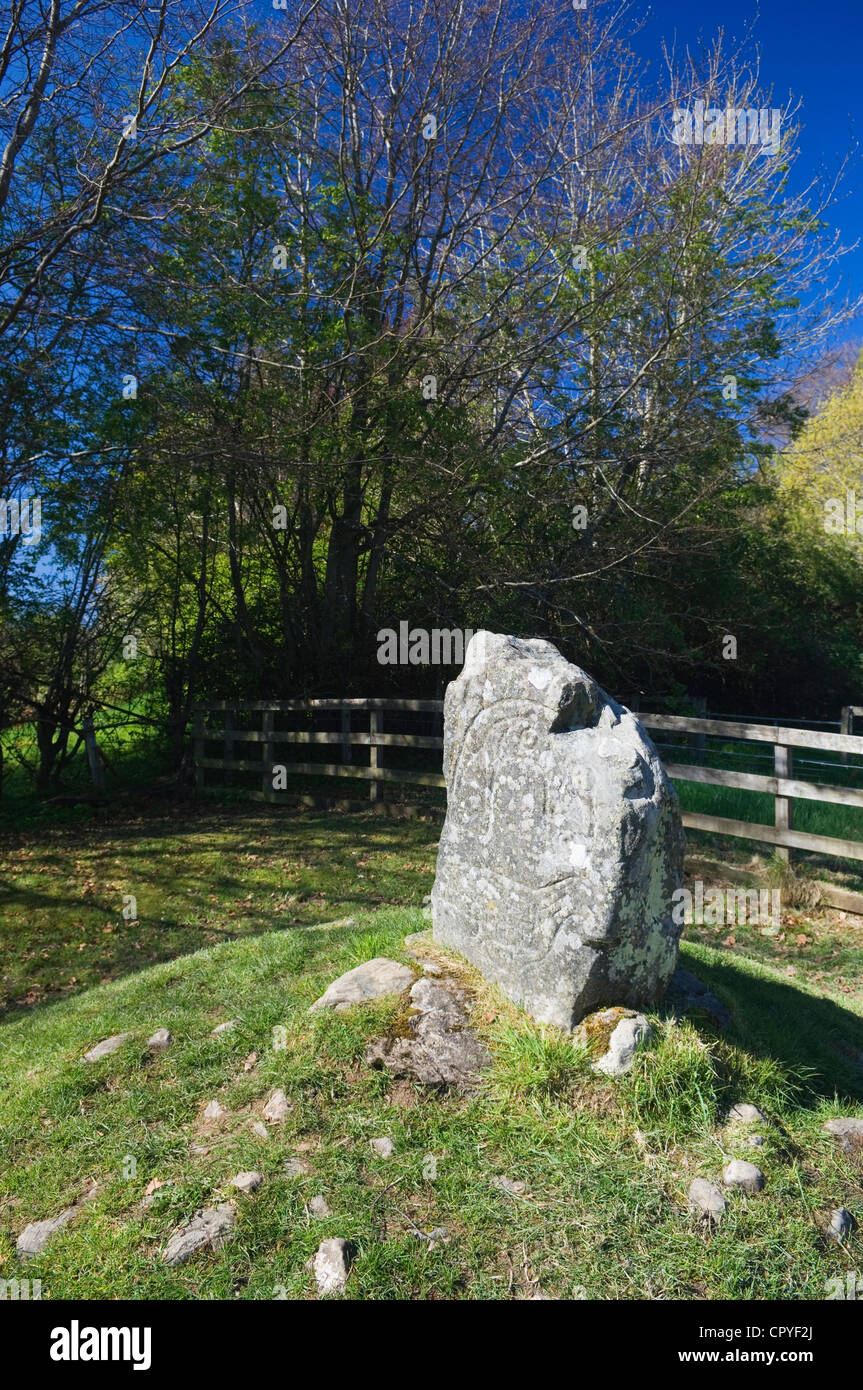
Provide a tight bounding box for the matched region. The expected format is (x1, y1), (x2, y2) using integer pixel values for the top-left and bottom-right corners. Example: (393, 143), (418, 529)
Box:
(635, 0), (862, 346)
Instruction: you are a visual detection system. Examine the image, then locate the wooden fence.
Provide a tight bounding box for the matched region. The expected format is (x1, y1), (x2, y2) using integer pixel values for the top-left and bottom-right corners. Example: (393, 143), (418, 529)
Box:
(193, 700), (863, 863)
(193, 699), (445, 808)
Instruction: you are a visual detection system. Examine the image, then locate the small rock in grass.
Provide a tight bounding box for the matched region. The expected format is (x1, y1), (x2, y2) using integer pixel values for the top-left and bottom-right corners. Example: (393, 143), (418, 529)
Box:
(312, 1238), (351, 1296)
(262, 1089), (290, 1123)
(308, 1195), (331, 1218)
(827, 1208), (855, 1243)
(203, 1100), (225, 1121)
(688, 1178), (726, 1225)
(370, 1137), (395, 1159)
(162, 1204), (236, 1266)
(309, 958), (414, 1013)
(211, 1020), (239, 1036)
(493, 1175), (527, 1196)
(404, 932), (432, 948)
(285, 1158), (312, 1178)
(824, 1117), (863, 1154)
(423, 963), (442, 976)
(747, 1134), (765, 1148)
(242, 1052), (258, 1072)
(722, 1160), (765, 1194)
(230, 1171), (262, 1194)
(574, 1008), (651, 1076)
(17, 1208), (77, 1258)
(83, 1033), (133, 1063)
(147, 1028), (172, 1053)
(727, 1102), (766, 1126)
(251, 1121), (269, 1140)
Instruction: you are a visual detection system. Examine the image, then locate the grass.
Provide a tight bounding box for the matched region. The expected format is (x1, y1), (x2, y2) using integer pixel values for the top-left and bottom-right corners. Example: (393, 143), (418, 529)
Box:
(1, 800), (862, 1300)
(0, 801), (440, 1013)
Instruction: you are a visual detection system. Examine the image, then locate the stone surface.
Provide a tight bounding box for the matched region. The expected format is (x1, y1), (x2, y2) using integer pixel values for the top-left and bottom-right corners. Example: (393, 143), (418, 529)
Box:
(17, 1207), (77, 1258)
(365, 977), (490, 1089)
(722, 1160), (766, 1194)
(431, 632), (685, 1029)
(147, 1028), (172, 1053)
(688, 1178), (726, 1224)
(162, 1204), (236, 1266)
(308, 1195), (331, 1218)
(824, 1117), (863, 1154)
(727, 1102), (767, 1126)
(370, 1137), (395, 1158)
(82, 1032), (133, 1063)
(285, 1158), (312, 1178)
(666, 969), (730, 1030)
(312, 1238), (350, 1295)
(251, 1121), (269, 1140)
(826, 1207), (855, 1242)
(309, 958), (414, 1013)
(230, 1171), (262, 1193)
(574, 1007), (651, 1075)
(262, 1089), (290, 1123)
(203, 1099), (225, 1121)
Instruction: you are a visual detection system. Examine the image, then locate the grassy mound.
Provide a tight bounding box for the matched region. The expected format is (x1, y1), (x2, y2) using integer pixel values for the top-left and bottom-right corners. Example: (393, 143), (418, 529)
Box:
(1, 907), (861, 1300)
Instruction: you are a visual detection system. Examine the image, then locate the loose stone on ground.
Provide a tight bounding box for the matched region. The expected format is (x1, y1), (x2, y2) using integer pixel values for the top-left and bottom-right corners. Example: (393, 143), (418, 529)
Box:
(722, 1160), (766, 1194)
(230, 1171), (262, 1193)
(162, 1204), (236, 1266)
(309, 958), (414, 1013)
(262, 1089), (290, 1123)
(824, 1117), (863, 1154)
(574, 1007), (651, 1076)
(82, 1033), (133, 1063)
(688, 1178), (726, 1225)
(312, 1238), (351, 1295)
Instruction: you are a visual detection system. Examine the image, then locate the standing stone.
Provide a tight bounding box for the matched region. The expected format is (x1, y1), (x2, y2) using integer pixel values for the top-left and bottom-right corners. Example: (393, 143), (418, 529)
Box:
(432, 632), (685, 1029)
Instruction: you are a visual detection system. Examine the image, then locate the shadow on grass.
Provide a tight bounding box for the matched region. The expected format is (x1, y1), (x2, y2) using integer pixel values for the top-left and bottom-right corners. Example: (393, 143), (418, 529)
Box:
(0, 798), (439, 1024)
(675, 944), (863, 1104)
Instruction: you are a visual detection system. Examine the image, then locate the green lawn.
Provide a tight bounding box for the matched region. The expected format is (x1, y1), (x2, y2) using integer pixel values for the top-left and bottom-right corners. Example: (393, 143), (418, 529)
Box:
(1, 802), (862, 1300)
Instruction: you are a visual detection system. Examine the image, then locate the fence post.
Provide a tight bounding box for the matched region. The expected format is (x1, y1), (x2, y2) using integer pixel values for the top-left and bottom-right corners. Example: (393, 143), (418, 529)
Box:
(341, 708), (352, 764)
(841, 706), (852, 767)
(193, 708), (204, 795)
(774, 741), (792, 864)
(369, 708), (381, 803)
(262, 708), (274, 799)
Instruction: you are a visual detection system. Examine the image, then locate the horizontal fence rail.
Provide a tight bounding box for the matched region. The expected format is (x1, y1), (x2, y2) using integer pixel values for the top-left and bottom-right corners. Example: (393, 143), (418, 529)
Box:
(193, 701), (863, 862)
